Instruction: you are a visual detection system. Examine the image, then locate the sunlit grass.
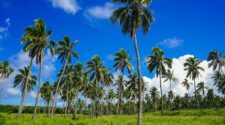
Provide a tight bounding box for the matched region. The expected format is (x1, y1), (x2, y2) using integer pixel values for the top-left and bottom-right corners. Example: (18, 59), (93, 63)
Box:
(0, 108), (225, 125)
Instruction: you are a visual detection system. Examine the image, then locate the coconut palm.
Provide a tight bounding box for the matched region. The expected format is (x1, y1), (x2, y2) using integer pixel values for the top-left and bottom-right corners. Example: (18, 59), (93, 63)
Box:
(163, 69), (177, 91)
(150, 87), (159, 111)
(113, 49), (133, 114)
(115, 75), (125, 114)
(212, 71), (225, 96)
(110, 0), (154, 124)
(40, 82), (52, 115)
(51, 36), (79, 115)
(146, 47), (172, 115)
(197, 82), (207, 96)
(182, 79), (192, 95)
(0, 61), (14, 103)
(207, 50), (224, 73)
(22, 19), (55, 119)
(86, 55), (113, 117)
(14, 66), (36, 117)
(184, 57), (204, 109)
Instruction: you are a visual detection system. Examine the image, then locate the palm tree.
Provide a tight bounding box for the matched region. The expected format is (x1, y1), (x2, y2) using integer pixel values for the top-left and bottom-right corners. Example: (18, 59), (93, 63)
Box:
(207, 50), (224, 74)
(22, 19), (55, 119)
(86, 55), (113, 117)
(146, 47), (172, 115)
(40, 82), (52, 115)
(163, 69), (177, 91)
(113, 49), (133, 114)
(14, 66), (36, 117)
(184, 57), (204, 109)
(150, 87), (159, 111)
(115, 75), (125, 114)
(51, 36), (79, 115)
(212, 71), (225, 96)
(197, 82), (207, 96)
(182, 79), (192, 95)
(0, 61), (14, 103)
(110, 0), (154, 124)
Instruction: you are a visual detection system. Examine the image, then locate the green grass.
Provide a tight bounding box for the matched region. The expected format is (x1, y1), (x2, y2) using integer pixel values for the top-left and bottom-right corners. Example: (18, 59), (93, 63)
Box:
(0, 109), (225, 125)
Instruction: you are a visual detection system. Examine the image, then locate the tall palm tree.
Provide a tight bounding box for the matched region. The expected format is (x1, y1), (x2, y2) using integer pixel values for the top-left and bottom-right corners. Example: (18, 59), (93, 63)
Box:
(184, 57), (204, 109)
(182, 79), (191, 95)
(110, 0), (154, 124)
(0, 61), (14, 103)
(207, 50), (224, 74)
(86, 55), (113, 117)
(163, 69), (177, 91)
(150, 87), (159, 111)
(51, 36), (79, 115)
(40, 82), (52, 115)
(146, 47), (172, 115)
(113, 49), (133, 114)
(14, 66), (36, 117)
(22, 19), (55, 119)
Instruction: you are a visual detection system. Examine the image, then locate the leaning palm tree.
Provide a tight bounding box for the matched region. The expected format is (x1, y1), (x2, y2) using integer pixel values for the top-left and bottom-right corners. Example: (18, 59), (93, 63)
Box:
(0, 61), (14, 103)
(51, 36), (79, 115)
(207, 50), (224, 74)
(14, 66), (36, 117)
(184, 57), (204, 109)
(163, 69), (177, 91)
(22, 19), (55, 119)
(113, 49), (133, 114)
(110, 0), (154, 124)
(146, 47), (172, 115)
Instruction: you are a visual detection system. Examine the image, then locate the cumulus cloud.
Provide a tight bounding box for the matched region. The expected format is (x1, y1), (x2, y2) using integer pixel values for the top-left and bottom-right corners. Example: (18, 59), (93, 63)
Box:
(2, 50), (57, 104)
(159, 37), (183, 48)
(86, 2), (115, 19)
(143, 54), (220, 96)
(50, 0), (80, 14)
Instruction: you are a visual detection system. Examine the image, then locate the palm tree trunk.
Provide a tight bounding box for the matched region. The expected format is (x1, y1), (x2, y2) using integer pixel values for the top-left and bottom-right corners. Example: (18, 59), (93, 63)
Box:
(51, 59), (68, 116)
(17, 58), (33, 118)
(133, 33), (143, 125)
(119, 70), (125, 115)
(32, 56), (43, 120)
(72, 98), (77, 120)
(159, 73), (163, 115)
(194, 79), (200, 109)
(0, 79), (4, 104)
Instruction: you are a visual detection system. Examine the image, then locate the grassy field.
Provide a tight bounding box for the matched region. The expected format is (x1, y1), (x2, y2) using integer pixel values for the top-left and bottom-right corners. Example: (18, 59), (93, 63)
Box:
(0, 109), (225, 125)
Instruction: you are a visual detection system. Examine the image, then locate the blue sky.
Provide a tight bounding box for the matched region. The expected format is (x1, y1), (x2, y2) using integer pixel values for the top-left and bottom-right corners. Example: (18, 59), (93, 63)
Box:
(0, 0), (224, 106)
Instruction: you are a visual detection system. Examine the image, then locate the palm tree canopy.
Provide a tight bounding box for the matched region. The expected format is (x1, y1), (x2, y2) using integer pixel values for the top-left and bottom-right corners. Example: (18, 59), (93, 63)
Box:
(184, 57), (204, 80)
(21, 18), (55, 63)
(182, 79), (192, 91)
(56, 36), (79, 64)
(113, 49), (133, 73)
(40, 81), (52, 103)
(163, 69), (177, 83)
(146, 47), (172, 77)
(150, 87), (159, 101)
(212, 71), (225, 94)
(207, 50), (225, 71)
(14, 66), (36, 93)
(110, 0), (154, 39)
(0, 61), (14, 80)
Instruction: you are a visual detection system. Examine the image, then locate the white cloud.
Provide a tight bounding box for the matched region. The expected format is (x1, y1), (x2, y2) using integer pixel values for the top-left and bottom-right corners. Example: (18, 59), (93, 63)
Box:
(143, 54), (220, 96)
(6, 88), (21, 96)
(86, 2), (115, 19)
(30, 91), (37, 99)
(159, 37), (183, 48)
(50, 0), (80, 14)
